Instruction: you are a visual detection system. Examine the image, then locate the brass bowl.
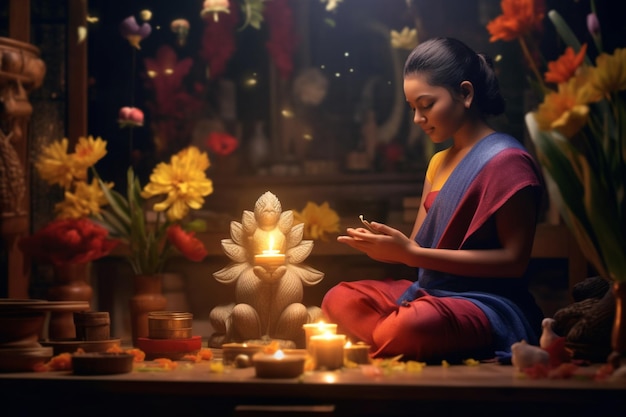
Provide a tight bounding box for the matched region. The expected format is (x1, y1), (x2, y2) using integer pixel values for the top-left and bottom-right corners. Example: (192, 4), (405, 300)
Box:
(148, 311), (193, 339)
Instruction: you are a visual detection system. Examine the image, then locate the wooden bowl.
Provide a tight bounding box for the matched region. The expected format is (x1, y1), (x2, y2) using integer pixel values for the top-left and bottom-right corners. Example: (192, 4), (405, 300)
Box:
(0, 346), (53, 372)
(0, 299), (48, 348)
(72, 352), (134, 375)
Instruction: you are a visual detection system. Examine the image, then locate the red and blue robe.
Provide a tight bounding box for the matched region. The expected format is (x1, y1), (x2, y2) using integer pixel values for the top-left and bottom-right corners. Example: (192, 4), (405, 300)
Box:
(398, 132), (545, 355)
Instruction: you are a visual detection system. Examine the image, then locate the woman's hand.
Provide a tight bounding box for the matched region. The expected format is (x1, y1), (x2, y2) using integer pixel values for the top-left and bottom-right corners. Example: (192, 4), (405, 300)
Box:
(336, 222), (415, 264)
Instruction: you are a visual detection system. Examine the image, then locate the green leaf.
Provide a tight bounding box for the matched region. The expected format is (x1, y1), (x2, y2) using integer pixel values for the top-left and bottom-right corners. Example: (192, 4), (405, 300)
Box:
(185, 219), (207, 232)
(526, 112), (626, 281)
(98, 179), (131, 226)
(548, 10), (593, 66)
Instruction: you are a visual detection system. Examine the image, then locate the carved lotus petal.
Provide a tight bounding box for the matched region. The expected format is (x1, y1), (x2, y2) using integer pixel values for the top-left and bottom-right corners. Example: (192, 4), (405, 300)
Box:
(213, 262), (250, 285)
(229, 221), (245, 245)
(242, 210), (256, 234)
(221, 239), (248, 263)
(286, 223), (304, 249)
(286, 263), (324, 286)
(286, 240), (313, 264)
(278, 210), (294, 233)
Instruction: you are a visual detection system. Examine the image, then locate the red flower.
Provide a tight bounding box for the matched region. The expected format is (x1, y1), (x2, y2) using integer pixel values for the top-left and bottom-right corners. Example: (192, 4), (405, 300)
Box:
(206, 131), (239, 156)
(166, 225), (208, 262)
(18, 218), (119, 266)
(264, 0), (298, 79)
(200, 1), (239, 79)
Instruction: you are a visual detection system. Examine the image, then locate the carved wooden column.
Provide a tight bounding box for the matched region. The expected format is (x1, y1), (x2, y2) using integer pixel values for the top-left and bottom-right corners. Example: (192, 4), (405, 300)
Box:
(0, 36), (46, 298)
(0, 0), (45, 298)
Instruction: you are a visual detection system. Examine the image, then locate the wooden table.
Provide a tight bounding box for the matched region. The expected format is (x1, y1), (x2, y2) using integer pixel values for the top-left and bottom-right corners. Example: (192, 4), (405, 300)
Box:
(1, 361), (625, 417)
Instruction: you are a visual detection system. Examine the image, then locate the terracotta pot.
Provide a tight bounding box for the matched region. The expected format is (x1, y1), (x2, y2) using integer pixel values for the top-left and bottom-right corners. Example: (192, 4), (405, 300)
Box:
(129, 275), (167, 347)
(609, 281), (626, 369)
(48, 262), (92, 340)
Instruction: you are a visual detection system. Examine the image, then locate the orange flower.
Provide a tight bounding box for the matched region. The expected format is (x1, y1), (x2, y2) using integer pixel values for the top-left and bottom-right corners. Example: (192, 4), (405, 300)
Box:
(544, 44), (588, 84)
(153, 358), (178, 370)
(487, 0), (545, 42)
(167, 224), (208, 262)
(44, 352), (73, 371)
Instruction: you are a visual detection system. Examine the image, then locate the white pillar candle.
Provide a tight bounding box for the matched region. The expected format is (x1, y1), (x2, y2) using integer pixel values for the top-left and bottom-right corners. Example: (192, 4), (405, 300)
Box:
(302, 322), (337, 352)
(309, 333), (345, 370)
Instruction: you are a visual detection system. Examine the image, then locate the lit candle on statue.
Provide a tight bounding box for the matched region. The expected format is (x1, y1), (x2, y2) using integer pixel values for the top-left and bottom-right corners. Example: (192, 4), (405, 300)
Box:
(254, 234), (285, 268)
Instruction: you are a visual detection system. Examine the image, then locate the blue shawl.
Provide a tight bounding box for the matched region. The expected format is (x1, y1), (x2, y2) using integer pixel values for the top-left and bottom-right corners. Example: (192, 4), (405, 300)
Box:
(397, 133), (544, 355)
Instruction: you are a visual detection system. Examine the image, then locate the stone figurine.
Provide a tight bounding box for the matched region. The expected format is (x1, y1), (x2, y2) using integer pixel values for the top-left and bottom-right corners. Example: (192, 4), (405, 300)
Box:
(209, 191), (324, 348)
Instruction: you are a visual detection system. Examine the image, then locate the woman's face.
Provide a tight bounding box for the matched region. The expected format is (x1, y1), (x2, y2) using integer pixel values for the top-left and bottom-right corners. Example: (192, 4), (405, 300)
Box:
(403, 73), (467, 144)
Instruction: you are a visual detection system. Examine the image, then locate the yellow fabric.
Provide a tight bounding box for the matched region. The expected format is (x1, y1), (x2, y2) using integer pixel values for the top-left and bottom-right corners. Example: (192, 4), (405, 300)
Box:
(425, 148), (452, 191)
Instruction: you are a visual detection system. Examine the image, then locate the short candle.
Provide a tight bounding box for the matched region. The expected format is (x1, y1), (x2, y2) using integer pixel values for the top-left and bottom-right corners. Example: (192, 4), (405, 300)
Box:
(302, 322), (337, 352)
(309, 333), (345, 371)
(344, 341), (371, 364)
(252, 349), (306, 378)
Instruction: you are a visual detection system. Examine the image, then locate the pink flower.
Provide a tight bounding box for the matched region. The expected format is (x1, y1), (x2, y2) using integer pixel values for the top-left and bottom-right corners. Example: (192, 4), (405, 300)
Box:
(118, 106), (144, 128)
(167, 225), (208, 262)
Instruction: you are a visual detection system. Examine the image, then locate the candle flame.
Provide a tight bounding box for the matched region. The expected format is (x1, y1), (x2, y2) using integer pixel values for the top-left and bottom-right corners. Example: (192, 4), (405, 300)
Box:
(273, 349), (285, 359)
(262, 234), (280, 255)
(345, 341), (352, 348)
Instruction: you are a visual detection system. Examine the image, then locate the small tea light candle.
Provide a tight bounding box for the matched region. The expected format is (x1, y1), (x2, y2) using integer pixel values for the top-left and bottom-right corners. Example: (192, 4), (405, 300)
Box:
(253, 349), (306, 378)
(302, 322), (337, 352)
(254, 234), (285, 268)
(344, 341), (371, 364)
(309, 333), (346, 370)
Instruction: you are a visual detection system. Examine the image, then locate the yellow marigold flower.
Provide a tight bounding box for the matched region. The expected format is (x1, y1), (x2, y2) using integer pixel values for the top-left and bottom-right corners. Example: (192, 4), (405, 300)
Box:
(293, 201), (340, 241)
(35, 138), (78, 188)
(209, 360), (224, 373)
(141, 146), (213, 221)
(463, 358), (480, 366)
(73, 136), (108, 170)
(534, 71), (599, 138)
(55, 179), (111, 219)
(405, 360), (426, 373)
(590, 47), (626, 96)
(175, 145), (210, 171)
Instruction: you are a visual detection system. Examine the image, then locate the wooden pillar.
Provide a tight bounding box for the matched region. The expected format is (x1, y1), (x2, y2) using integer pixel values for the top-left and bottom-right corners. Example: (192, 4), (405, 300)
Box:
(0, 0), (32, 298)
